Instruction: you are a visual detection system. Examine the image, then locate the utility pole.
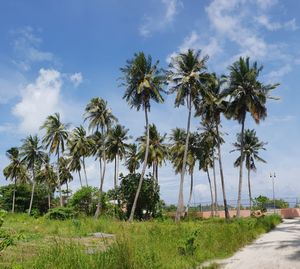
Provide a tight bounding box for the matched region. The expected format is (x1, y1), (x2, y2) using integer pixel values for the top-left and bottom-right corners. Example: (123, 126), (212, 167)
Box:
(270, 173), (276, 214)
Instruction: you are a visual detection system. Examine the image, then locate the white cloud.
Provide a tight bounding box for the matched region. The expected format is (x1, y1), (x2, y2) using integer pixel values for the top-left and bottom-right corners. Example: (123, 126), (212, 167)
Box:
(13, 69), (63, 133)
(256, 15), (298, 31)
(265, 64), (292, 82)
(139, 0), (182, 37)
(12, 26), (54, 71)
(70, 72), (83, 87)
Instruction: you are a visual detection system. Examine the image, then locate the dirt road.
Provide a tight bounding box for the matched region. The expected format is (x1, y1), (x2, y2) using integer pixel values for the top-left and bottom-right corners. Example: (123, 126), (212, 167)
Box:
(221, 218), (300, 269)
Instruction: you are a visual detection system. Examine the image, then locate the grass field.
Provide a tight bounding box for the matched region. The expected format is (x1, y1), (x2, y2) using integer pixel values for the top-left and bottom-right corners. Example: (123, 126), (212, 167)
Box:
(0, 214), (281, 269)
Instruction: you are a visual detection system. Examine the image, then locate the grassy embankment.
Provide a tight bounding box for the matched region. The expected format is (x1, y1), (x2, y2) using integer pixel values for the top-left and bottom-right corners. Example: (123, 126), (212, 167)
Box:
(0, 214), (281, 269)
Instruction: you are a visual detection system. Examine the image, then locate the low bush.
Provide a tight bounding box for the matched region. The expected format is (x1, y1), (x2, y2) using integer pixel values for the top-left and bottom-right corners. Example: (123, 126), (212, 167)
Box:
(44, 207), (77, 220)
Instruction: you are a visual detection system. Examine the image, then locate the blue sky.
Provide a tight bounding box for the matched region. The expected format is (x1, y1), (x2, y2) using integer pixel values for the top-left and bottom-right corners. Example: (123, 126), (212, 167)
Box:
(0, 0), (299, 205)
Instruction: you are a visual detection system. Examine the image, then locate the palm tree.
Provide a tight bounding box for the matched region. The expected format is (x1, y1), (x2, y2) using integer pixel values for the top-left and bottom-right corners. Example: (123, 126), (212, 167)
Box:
(40, 113), (69, 207)
(169, 128), (196, 214)
(231, 129), (266, 211)
(3, 147), (28, 213)
(120, 52), (165, 222)
(137, 124), (168, 183)
(67, 154), (83, 187)
(168, 49), (209, 222)
(84, 97), (117, 217)
(58, 156), (73, 199)
(20, 135), (46, 215)
(36, 154), (56, 209)
(125, 144), (140, 174)
(68, 125), (91, 187)
(106, 124), (130, 189)
(196, 73), (230, 218)
(225, 57), (278, 217)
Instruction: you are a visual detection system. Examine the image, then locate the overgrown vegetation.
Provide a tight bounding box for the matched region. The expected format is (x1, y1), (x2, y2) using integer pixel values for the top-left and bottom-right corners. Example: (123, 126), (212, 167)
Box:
(0, 214), (281, 269)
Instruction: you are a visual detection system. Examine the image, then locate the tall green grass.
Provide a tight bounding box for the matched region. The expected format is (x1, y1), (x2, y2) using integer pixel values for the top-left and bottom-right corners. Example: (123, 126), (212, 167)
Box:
(2, 214), (281, 269)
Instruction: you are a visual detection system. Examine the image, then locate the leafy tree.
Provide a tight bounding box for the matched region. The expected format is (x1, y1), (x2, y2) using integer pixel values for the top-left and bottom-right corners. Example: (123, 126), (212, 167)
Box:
(125, 144), (140, 174)
(106, 124), (130, 188)
(231, 129), (267, 210)
(84, 97), (117, 217)
(168, 49), (209, 222)
(68, 125), (92, 187)
(3, 147), (28, 213)
(196, 73), (229, 218)
(120, 52), (165, 222)
(20, 135), (46, 215)
(118, 173), (160, 220)
(41, 113), (69, 207)
(69, 186), (98, 215)
(225, 57), (278, 217)
(137, 124), (168, 183)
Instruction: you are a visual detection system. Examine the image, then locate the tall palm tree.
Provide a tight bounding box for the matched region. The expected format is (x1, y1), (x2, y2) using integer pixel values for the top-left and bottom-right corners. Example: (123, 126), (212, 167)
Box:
(40, 113), (69, 207)
(120, 52), (165, 222)
(106, 124), (130, 189)
(196, 73), (230, 218)
(68, 125), (91, 187)
(36, 154), (56, 209)
(125, 144), (140, 174)
(3, 147), (28, 213)
(231, 129), (267, 211)
(168, 49), (209, 222)
(137, 124), (168, 183)
(225, 57), (278, 217)
(20, 135), (46, 215)
(67, 154), (83, 187)
(84, 97), (117, 217)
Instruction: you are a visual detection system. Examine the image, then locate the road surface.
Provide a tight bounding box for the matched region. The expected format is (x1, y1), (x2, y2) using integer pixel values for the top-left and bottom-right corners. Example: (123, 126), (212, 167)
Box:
(221, 218), (300, 269)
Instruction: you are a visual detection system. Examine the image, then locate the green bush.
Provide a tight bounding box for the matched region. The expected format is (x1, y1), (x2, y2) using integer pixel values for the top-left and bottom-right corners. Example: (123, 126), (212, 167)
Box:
(44, 207), (77, 220)
(69, 187), (98, 215)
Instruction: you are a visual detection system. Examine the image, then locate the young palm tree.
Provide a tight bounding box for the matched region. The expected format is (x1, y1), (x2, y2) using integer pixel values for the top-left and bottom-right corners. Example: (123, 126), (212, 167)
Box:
(125, 144), (140, 174)
(169, 128), (196, 214)
(36, 154), (56, 209)
(120, 52), (165, 222)
(168, 49), (209, 222)
(20, 135), (46, 215)
(84, 97), (117, 217)
(106, 124), (130, 189)
(231, 129), (267, 211)
(196, 73), (230, 218)
(137, 124), (168, 183)
(225, 57), (278, 217)
(58, 156), (73, 199)
(67, 154), (83, 187)
(68, 125), (91, 187)
(3, 147), (28, 213)
(40, 113), (69, 207)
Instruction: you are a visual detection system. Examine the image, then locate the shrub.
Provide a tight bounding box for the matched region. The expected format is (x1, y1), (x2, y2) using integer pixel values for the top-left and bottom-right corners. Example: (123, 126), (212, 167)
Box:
(69, 187), (98, 215)
(44, 207), (77, 220)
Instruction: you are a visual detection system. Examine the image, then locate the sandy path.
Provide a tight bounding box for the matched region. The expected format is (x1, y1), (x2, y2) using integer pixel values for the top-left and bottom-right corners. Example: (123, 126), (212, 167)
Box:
(220, 218), (300, 269)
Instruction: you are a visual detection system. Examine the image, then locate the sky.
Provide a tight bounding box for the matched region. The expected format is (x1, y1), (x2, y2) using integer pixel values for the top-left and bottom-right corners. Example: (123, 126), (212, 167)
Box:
(0, 0), (300, 205)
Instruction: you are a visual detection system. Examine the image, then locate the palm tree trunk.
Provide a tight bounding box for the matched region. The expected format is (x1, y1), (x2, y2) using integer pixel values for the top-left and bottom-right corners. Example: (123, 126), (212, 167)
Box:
(156, 163), (158, 184)
(175, 94), (192, 222)
(78, 170), (83, 187)
(212, 157), (218, 216)
(114, 155), (117, 189)
(48, 189), (51, 210)
(12, 178), (16, 213)
(236, 115), (246, 218)
(57, 151), (63, 207)
(216, 124), (230, 219)
(185, 169), (194, 215)
(28, 168), (35, 215)
(207, 170), (214, 217)
(129, 107), (150, 222)
(247, 167), (252, 212)
(116, 153), (120, 187)
(95, 159), (104, 218)
(82, 157), (88, 187)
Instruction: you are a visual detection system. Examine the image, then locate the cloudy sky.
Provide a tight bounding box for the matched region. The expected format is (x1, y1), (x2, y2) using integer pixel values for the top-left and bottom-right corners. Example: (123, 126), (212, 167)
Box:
(0, 0), (299, 205)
